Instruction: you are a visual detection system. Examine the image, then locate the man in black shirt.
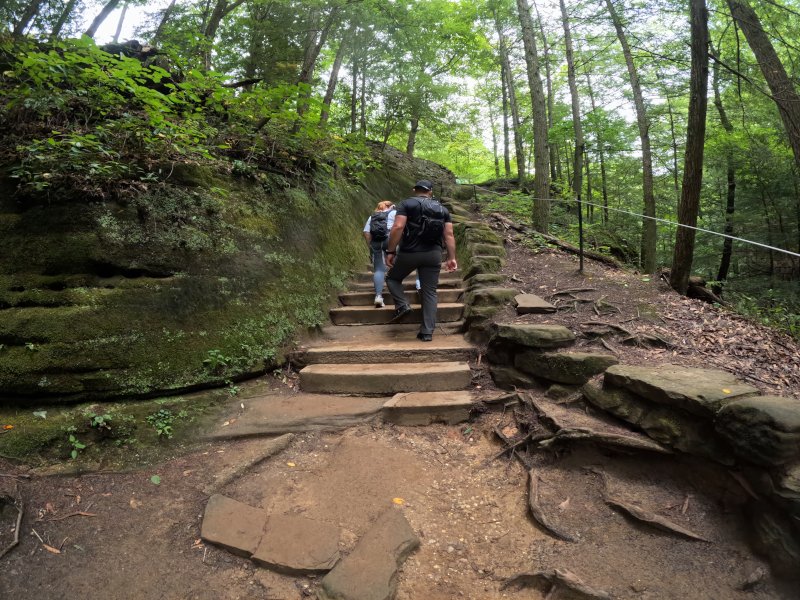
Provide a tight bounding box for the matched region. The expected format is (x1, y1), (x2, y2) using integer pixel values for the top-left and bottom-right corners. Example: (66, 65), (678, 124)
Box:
(385, 180), (458, 341)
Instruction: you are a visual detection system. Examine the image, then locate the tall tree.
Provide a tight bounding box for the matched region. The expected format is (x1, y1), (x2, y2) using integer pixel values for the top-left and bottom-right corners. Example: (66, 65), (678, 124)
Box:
(711, 43), (737, 288)
(516, 0), (550, 231)
(85, 0), (123, 39)
(320, 25), (354, 126)
(605, 0), (657, 272)
(494, 9), (526, 184)
(585, 72), (610, 224)
(559, 0), (583, 204)
(112, 3), (128, 43)
(13, 0), (45, 35)
(50, 0), (79, 39)
(670, 0), (709, 294)
(726, 0), (800, 175)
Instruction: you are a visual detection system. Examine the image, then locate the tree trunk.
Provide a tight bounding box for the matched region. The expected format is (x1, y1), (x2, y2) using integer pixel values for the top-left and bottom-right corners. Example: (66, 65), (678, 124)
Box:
(50, 0), (79, 39)
(665, 93), (681, 206)
(350, 54), (359, 134)
(202, 0), (247, 69)
(488, 101), (501, 179)
(585, 72), (610, 224)
(585, 147), (594, 223)
(560, 0), (584, 205)
(85, 0), (122, 39)
(711, 46), (736, 286)
(152, 0), (178, 45)
(406, 115), (419, 156)
(296, 8), (339, 122)
(516, 0), (550, 232)
(670, 0), (709, 294)
(13, 0), (45, 35)
(112, 3), (128, 43)
(500, 63), (512, 177)
(495, 14), (526, 186)
(532, 0), (557, 184)
(321, 27), (353, 126)
(605, 0), (657, 272)
(727, 0), (800, 174)
(359, 68), (367, 135)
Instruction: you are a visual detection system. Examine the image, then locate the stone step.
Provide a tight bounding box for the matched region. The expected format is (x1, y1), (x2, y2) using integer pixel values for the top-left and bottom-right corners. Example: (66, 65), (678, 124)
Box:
(329, 303), (464, 326)
(299, 361), (472, 394)
(382, 391), (474, 425)
(353, 269), (462, 283)
(351, 275), (463, 291)
(205, 393), (385, 438)
(339, 289), (465, 306)
(298, 336), (476, 365)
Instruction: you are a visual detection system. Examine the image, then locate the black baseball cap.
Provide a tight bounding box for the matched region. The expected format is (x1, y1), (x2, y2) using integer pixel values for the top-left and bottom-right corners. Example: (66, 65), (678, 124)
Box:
(414, 179), (433, 191)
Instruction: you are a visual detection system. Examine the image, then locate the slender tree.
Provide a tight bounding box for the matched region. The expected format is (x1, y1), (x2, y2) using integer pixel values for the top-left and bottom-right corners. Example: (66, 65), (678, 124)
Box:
(726, 0), (800, 175)
(670, 0), (709, 294)
(13, 0), (45, 35)
(85, 0), (123, 39)
(320, 24), (355, 125)
(516, 0), (550, 231)
(605, 0), (657, 272)
(494, 10), (526, 185)
(559, 0), (583, 205)
(112, 3), (128, 43)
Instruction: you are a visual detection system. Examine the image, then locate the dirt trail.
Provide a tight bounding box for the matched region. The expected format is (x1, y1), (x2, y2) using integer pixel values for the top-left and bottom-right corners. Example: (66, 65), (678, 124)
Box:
(2, 213), (799, 599)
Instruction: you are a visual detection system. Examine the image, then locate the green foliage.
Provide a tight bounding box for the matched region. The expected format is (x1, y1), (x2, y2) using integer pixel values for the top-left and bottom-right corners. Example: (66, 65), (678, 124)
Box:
(729, 289), (800, 341)
(67, 431), (86, 459)
(146, 408), (178, 439)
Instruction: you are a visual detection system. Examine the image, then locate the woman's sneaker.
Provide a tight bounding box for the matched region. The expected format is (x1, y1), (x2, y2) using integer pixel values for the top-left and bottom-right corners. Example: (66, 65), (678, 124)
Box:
(374, 294), (384, 308)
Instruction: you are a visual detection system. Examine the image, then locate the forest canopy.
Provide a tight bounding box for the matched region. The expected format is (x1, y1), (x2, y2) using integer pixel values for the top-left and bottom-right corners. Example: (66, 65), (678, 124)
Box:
(1, 0), (798, 335)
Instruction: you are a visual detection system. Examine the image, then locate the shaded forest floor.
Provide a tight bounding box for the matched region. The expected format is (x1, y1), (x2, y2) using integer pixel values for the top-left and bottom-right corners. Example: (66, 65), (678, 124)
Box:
(1, 207), (799, 599)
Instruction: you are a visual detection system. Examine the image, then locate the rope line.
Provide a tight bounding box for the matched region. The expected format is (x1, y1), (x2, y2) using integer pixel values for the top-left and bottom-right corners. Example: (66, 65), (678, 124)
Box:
(490, 191), (800, 259)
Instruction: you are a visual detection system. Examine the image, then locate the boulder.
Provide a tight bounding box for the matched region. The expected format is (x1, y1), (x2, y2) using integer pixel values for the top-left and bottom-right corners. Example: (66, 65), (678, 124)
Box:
(464, 287), (518, 307)
(748, 504), (800, 578)
(715, 396), (800, 466)
(464, 255), (504, 279)
(465, 273), (506, 290)
(492, 323), (576, 349)
(582, 382), (734, 464)
(603, 364), (758, 418)
(252, 514), (340, 574)
(514, 293), (556, 314)
(490, 365), (538, 390)
(515, 351), (618, 385)
(470, 242), (506, 257)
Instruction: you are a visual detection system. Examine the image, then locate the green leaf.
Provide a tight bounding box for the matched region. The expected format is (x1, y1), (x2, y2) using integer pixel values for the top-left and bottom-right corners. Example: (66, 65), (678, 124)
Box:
(70, 449), (78, 459)
(150, 475), (161, 485)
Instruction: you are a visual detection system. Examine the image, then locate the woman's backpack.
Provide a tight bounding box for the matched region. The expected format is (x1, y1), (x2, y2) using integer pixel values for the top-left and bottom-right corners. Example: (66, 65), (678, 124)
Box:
(369, 211), (390, 241)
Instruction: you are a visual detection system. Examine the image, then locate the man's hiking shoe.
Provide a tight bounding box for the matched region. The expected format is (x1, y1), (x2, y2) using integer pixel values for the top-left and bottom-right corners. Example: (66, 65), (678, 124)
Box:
(390, 305), (412, 322)
(416, 332), (433, 342)
(374, 294), (384, 308)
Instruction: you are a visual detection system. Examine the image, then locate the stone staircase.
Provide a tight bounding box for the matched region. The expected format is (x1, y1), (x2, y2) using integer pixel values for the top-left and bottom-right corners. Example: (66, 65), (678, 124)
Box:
(209, 267), (478, 439)
(296, 267), (477, 424)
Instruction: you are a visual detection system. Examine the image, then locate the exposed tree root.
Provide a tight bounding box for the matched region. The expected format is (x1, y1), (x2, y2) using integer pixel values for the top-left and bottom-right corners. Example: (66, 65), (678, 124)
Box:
(501, 568), (612, 599)
(527, 470), (577, 542)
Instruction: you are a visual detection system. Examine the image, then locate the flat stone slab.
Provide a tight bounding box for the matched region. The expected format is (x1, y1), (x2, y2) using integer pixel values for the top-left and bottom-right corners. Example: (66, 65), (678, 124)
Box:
(329, 303), (464, 325)
(604, 364), (759, 417)
(529, 395), (671, 454)
(200, 494), (267, 557)
(489, 365), (538, 390)
(206, 393), (385, 438)
(300, 362), (472, 395)
(351, 276), (463, 291)
(319, 507), (419, 600)
(515, 351), (618, 384)
(252, 514), (341, 575)
(492, 323), (576, 349)
(338, 289), (464, 306)
(464, 287), (518, 306)
(382, 391), (473, 425)
(514, 293), (556, 314)
(353, 269), (462, 283)
(715, 395), (800, 466)
(299, 337), (475, 365)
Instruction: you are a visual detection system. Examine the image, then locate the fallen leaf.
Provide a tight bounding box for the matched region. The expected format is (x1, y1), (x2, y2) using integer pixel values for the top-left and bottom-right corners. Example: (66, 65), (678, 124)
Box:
(33, 410), (47, 419)
(3, 424), (13, 430)
(286, 462), (296, 467)
(558, 497), (570, 511)
(42, 544), (61, 554)
(221, 421), (230, 427)
(150, 475), (161, 485)
(722, 388), (732, 394)
(183, 470), (193, 476)
(129, 498), (143, 509)
(392, 497), (405, 505)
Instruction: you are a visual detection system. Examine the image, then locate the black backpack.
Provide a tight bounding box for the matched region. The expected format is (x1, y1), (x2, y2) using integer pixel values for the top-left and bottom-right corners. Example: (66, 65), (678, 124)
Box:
(369, 210), (389, 241)
(414, 198), (446, 244)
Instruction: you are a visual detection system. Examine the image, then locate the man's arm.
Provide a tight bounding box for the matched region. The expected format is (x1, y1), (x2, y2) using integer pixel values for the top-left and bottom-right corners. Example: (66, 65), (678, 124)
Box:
(443, 222), (457, 272)
(385, 215), (407, 268)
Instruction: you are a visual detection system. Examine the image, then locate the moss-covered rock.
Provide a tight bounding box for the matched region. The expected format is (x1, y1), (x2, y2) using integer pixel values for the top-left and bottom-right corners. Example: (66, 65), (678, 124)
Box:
(0, 149), (448, 403)
(515, 351), (618, 385)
